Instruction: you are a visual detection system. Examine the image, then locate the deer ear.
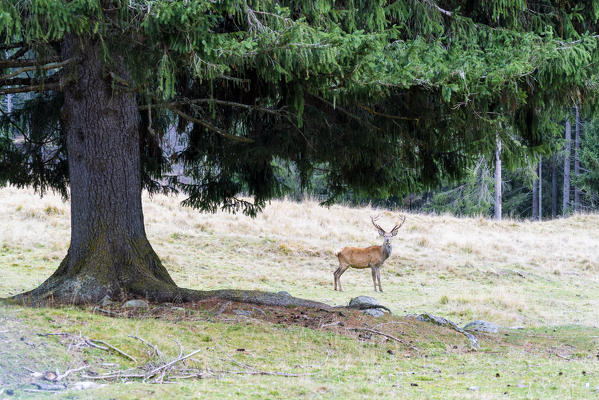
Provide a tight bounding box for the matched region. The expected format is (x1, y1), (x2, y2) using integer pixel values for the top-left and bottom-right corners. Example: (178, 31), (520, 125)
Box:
(391, 230), (399, 237)
(378, 229), (385, 236)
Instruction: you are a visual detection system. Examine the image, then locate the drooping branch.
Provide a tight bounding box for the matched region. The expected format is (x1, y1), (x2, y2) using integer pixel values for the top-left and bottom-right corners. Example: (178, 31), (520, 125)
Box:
(166, 105), (255, 143)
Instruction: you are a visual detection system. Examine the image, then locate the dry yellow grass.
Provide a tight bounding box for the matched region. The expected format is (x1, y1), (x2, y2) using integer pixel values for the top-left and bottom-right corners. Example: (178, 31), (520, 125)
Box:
(1, 186), (599, 327)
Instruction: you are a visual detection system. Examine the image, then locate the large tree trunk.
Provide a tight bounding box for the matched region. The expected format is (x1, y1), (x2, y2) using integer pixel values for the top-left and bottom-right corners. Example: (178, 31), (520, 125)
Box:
(494, 134), (502, 220)
(12, 38), (327, 310)
(563, 116), (571, 216)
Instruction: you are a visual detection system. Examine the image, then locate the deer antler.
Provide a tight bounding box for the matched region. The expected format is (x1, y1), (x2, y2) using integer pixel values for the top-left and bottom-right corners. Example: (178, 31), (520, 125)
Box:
(371, 215), (386, 233)
(390, 215), (407, 234)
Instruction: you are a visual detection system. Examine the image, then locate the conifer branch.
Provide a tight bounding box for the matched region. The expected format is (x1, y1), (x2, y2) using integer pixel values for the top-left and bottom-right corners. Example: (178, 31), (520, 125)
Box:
(166, 105), (255, 143)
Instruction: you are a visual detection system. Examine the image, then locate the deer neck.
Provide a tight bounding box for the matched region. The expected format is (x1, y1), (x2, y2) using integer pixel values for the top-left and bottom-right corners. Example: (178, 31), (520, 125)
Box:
(382, 242), (391, 260)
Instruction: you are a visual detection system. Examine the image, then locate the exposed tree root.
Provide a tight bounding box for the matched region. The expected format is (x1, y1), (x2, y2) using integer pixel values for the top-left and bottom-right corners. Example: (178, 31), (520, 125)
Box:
(7, 280), (331, 310)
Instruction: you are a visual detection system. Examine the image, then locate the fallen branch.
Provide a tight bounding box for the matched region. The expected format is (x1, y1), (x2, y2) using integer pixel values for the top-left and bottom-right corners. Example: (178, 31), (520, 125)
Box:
(129, 335), (165, 358)
(347, 327), (418, 351)
(145, 348), (202, 379)
(88, 339), (138, 363)
(81, 372), (146, 380)
(56, 365), (90, 381)
(556, 353), (572, 361)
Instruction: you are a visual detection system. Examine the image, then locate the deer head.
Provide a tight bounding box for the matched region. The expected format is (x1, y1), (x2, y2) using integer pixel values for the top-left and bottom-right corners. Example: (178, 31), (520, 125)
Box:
(371, 215), (406, 247)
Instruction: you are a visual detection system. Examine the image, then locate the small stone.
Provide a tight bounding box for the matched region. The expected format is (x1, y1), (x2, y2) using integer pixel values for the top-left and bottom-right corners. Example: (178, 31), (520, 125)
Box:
(5, 389), (15, 395)
(171, 306), (185, 313)
(410, 383), (418, 387)
(361, 308), (385, 317)
(232, 309), (253, 317)
(517, 382), (527, 388)
(122, 299), (149, 309)
(43, 371), (57, 381)
(98, 295), (114, 307)
(468, 386), (480, 391)
(387, 349), (395, 355)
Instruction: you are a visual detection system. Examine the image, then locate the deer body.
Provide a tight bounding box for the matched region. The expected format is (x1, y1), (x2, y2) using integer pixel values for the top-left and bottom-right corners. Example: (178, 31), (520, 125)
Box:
(333, 216), (405, 292)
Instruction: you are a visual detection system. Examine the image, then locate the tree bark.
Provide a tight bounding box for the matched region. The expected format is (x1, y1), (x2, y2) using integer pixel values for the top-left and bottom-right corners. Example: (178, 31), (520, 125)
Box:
(11, 37), (329, 310)
(494, 134), (502, 220)
(563, 116), (571, 216)
(574, 105), (580, 212)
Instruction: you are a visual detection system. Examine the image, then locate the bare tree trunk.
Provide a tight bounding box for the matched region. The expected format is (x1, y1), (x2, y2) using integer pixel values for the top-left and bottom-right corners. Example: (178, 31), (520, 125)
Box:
(538, 157), (542, 221)
(574, 105), (581, 212)
(532, 167), (538, 220)
(551, 155), (558, 218)
(563, 116), (571, 216)
(3, 52), (10, 113)
(494, 135), (502, 220)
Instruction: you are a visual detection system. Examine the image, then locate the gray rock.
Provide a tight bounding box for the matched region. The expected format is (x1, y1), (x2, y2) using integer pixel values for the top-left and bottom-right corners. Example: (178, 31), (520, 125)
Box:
(98, 295), (114, 307)
(171, 306), (186, 313)
(416, 313), (479, 349)
(463, 320), (500, 333)
(349, 296), (380, 308)
(348, 296), (392, 314)
(232, 309), (253, 317)
(277, 291), (291, 297)
(361, 308), (385, 317)
(467, 386), (480, 391)
(122, 299), (149, 309)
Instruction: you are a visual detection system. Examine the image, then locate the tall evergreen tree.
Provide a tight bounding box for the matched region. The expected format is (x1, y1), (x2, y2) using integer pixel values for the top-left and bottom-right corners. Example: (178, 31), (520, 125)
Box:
(2, 1), (599, 304)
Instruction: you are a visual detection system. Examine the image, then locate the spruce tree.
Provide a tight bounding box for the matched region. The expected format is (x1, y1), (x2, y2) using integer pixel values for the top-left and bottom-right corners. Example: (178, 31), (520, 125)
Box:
(1, 1), (599, 304)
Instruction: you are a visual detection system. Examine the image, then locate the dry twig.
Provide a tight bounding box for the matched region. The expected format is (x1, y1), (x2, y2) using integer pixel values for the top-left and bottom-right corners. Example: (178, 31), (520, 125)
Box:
(347, 327), (418, 351)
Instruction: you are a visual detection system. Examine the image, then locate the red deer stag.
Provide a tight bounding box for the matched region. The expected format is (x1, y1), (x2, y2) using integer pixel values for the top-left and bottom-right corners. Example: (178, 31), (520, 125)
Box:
(334, 215), (406, 292)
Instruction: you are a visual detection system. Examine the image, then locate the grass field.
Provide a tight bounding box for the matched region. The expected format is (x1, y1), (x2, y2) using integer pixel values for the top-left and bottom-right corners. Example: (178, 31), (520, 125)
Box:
(1, 187), (599, 399)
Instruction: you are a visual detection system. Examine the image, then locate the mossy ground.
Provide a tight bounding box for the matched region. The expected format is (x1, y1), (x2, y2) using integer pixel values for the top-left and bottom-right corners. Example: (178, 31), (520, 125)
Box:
(1, 187), (598, 399)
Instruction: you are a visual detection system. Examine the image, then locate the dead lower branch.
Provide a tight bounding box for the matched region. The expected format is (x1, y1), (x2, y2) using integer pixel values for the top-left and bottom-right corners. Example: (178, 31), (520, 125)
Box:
(0, 57), (61, 69)
(167, 105), (255, 143)
(0, 82), (61, 94)
(0, 58), (72, 81)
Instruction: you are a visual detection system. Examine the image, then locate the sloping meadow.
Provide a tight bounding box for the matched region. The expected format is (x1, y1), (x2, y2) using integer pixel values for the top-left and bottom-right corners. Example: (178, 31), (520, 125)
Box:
(1, 187), (599, 399)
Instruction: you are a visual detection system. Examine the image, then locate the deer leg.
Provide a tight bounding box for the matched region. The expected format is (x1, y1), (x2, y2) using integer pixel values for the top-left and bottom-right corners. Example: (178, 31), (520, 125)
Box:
(371, 266), (378, 292)
(333, 265), (341, 291)
(335, 262), (349, 291)
(376, 267), (383, 292)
